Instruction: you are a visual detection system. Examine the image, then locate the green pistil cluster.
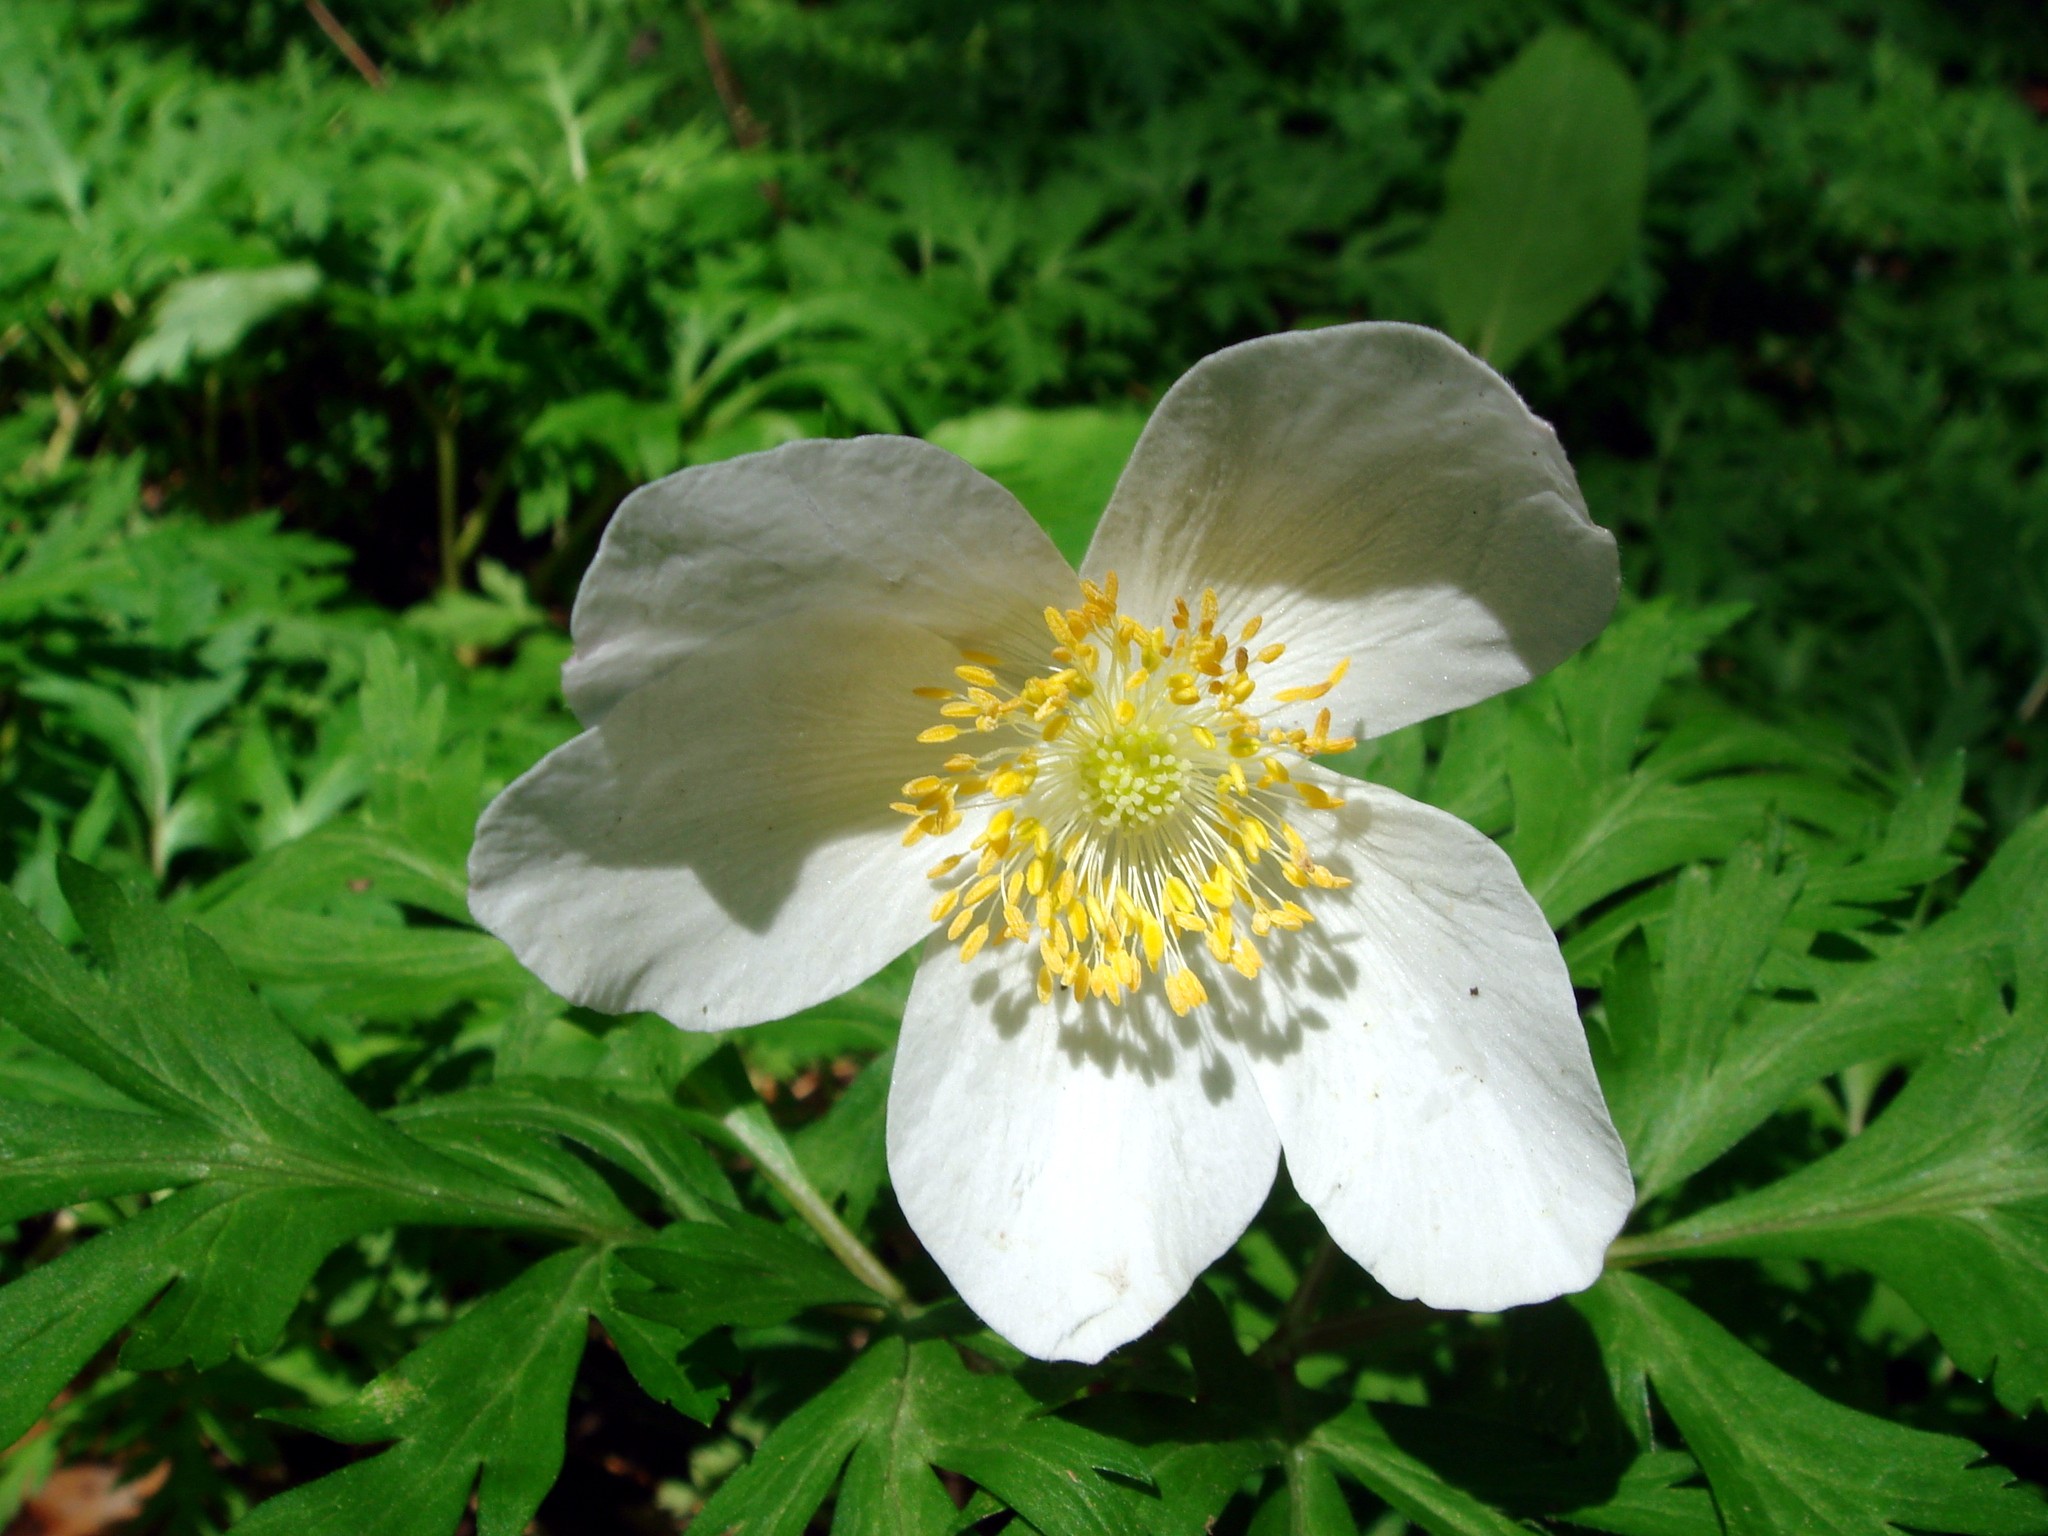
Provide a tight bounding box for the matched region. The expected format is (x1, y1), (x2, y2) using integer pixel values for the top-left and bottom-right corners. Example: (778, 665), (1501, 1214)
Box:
(1078, 729), (1188, 829)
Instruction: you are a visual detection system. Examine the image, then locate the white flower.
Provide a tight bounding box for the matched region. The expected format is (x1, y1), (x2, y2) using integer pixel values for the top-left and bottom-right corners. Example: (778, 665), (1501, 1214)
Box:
(470, 322), (1634, 1363)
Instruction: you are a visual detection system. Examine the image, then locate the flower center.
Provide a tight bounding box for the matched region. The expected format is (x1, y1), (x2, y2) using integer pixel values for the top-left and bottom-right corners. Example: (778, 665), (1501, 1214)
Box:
(1077, 729), (1187, 828)
(896, 575), (1355, 1015)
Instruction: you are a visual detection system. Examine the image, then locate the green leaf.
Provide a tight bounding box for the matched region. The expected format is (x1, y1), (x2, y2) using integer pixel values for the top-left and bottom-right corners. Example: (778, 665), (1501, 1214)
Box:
(120, 264), (323, 384)
(1592, 843), (1803, 1186)
(1578, 1273), (2047, 1536)
(1502, 601), (1872, 937)
(1428, 28), (1648, 369)
(0, 865), (629, 1446)
(1248, 1447), (1355, 1535)
(186, 822), (518, 1012)
(1558, 1451), (1722, 1536)
(1608, 805), (2044, 1198)
(925, 405), (1144, 564)
(698, 1334), (1156, 1536)
(617, 1209), (882, 1333)
(694, 1335), (901, 1536)
(1320, 1403), (1721, 1536)
(594, 1247), (731, 1423)
(237, 1247), (600, 1536)
(1309, 1404), (1528, 1536)
(395, 1078), (736, 1223)
(1632, 965), (2048, 1411)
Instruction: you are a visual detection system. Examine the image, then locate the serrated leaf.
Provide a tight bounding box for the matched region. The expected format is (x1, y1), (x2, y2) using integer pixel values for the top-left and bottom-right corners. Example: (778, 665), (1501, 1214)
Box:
(1328, 1403), (1720, 1536)
(1613, 805), (2044, 1197)
(396, 1078), (735, 1223)
(1635, 965), (2048, 1411)
(698, 1335), (1157, 1536)
(1428, 29), (1647, 369)
(1499, 602), (1877, 942)
(0, 866), (631, 1445)
(1592, 844), (1803, 1184)
(1559, 1451), (1721, 1536)
(617, 1208), (881, 1333)
(238, 1247), (600, 1536)
(1578, 1273), (2047, 1536)
(594, 1248), (731, 1423)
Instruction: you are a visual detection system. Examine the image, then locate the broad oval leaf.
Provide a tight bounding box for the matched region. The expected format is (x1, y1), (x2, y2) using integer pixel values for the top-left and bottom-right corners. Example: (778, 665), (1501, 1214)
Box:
(1428, 29), (1648, 370)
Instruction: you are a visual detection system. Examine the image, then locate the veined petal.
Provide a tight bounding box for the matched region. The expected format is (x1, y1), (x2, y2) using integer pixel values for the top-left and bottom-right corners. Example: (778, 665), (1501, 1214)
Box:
(470, 611), (963, 1030)
(566, 436), (1075, 725)
(1082, 323), (1617, 739)
(1227, 765), (1631, 1311)
(888, 934), (1279, 1363)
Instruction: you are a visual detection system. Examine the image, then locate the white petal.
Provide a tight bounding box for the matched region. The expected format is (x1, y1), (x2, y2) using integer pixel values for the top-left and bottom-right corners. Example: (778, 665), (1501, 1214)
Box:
(566, 436), (1075, 724)
(1082, 323), (1617, 739)
(470, 611), (963, 1030)
(1227, 767), (1631, 1310)
(887, 935), (1279, 1363)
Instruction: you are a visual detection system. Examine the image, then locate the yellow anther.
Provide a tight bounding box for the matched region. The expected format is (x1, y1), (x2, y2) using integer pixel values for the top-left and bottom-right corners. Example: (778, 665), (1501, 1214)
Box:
(919, 724), (961, 743)
(1274, 658), (1351, 705)
(1164, 968), (1208, 1016)
(1240, 614), (1264, 642)
(1295, 781), (1346, 810)
(927, 854), (964, 879)
(959, 923), (991, 962)
(930, 889), (962, 921)
(1257, 642), (1285, 665)
(1207, 911), (1235, 963)
(955, 665), (999, 687)
(960, 649), (1004, 668)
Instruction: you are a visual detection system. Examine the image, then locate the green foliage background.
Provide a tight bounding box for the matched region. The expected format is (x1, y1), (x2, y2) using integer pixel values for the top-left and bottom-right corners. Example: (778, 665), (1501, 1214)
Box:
(2, 1), (2046, 1532)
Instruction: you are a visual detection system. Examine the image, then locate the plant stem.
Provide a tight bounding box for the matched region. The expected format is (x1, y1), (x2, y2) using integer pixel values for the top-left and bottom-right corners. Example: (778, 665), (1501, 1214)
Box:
(1604, 1229), (1704, 1267)
(711, 1099), (911, 1308)
(304, 0), (387, 90)
(431, 401), (460, 593)
(1256, 1235), (1339, 1365)
(1283, 1300), (1435, 1359)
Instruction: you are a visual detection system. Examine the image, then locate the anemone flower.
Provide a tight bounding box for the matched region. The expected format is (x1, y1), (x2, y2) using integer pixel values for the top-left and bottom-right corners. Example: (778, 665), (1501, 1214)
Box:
(469, 322), (1634, 1363)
